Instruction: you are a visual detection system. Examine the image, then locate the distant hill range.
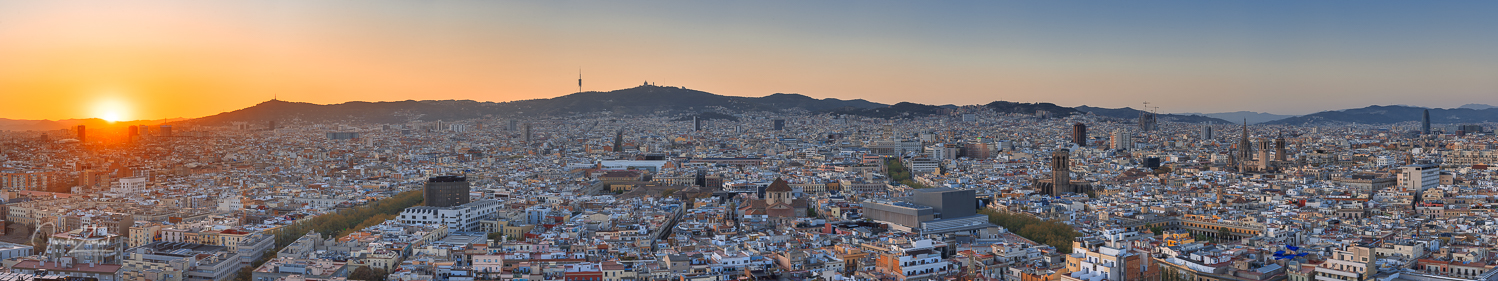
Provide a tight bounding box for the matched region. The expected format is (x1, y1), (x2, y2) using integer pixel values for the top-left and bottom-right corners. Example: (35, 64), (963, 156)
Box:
(178, 85), (1242, 126)
(187, 85), (894, 125)
(21, 85), (1489, 130)
(1263, 105), (1498, 125)
(1073, 106), (1232, 124)
(179, 85), (1248, 126)
(1176, 111), (1298, 124)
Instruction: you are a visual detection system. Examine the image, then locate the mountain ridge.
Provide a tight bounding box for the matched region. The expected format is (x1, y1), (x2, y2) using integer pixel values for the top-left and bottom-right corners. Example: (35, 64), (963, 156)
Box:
(1263, 105), (1498, 125)
(10, 85), (1482, 130)
(1176, 111), (1297, 124)
(177, 85), (1244, 125)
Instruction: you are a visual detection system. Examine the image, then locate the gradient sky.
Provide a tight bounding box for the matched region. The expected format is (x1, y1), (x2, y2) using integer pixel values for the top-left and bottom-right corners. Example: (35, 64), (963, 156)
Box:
(1, 0), (1495, 121)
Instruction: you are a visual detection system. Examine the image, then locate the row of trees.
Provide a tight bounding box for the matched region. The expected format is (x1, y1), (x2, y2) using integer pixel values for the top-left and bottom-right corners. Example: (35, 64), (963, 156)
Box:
(271, 190), (425, 248)
(232, 190), (424, 281)
(884, 158), (930, 189)
(979, 209), (1079, 253)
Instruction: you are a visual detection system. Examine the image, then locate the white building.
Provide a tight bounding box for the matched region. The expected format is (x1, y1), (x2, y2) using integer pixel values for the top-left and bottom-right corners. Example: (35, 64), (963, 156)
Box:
(398, 200), (503, 231)
(106, 176), (149, 198)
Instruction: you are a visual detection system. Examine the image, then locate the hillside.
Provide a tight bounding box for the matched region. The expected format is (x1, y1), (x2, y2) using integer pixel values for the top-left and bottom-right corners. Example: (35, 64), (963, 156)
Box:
(175, 85), (1278, 126)
(984, 101), (1079, 116)
(1075, 106), (1233, 124)
(1264, 105), (1498, 125)
(1177, 111), (1296, 124)
(185, 85), (894, 125)
(825, 102), (946, 119)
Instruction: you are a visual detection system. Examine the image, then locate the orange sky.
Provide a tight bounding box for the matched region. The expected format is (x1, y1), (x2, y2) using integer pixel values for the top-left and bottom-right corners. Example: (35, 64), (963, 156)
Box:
(1, 1), (1495, 121)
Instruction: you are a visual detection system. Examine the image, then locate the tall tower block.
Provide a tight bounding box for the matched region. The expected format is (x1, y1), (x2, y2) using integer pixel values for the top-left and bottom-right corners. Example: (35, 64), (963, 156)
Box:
(1071, 123), (1087, 146)
(1421, 109), (1431, 135)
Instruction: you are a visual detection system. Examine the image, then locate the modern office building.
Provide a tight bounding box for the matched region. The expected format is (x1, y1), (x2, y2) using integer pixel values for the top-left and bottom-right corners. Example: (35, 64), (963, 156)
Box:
(424, 175), (471, 208)
(1421, 109), (1431, 135)
(525, 123), (533, 143)
(613, 130), (624, 152)
(863, 188), (994, 234)
(76, 125), (86, 142)
(325, 132), (358, 140)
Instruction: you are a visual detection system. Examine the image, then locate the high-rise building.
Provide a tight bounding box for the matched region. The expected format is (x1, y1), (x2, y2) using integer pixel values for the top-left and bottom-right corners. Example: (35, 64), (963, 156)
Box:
(613, 130), (624, 152)
(1201, 125), (1213, 140)
(1456, 124), (1485, 134)
(693, 116), (702, 131)
(524, 123), (532, 143)
(127, 126), (139, 143)
(1071, 123), (1087, 147)
(268, 120), (277, 130)
(1422, 109), (1431, 135)
(424, 175), (471, 207)
(773, 119), (785, 131)
(1110, 130), (1132, 150)
(76, 125), (86, 142)
(159, 125), (173, 137)
(507, 119), (519, 131)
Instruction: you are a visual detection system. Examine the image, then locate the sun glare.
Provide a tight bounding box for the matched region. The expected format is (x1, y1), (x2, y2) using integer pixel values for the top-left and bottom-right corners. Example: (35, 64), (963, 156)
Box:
(93, 95), (131, 122)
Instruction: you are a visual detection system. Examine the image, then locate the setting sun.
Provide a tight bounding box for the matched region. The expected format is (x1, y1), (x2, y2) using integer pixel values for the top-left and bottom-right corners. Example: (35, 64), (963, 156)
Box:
(93, 96), (130, 122)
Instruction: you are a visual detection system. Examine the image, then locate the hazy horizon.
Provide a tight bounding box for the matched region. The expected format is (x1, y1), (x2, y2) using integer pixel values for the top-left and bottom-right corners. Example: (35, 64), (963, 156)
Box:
(2, 0), (1496, 120)
(7, 82), (1498, 122)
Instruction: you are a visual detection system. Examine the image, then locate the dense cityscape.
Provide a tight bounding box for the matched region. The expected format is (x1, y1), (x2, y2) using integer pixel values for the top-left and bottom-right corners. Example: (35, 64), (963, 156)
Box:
(0, 90), (1495, 281)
